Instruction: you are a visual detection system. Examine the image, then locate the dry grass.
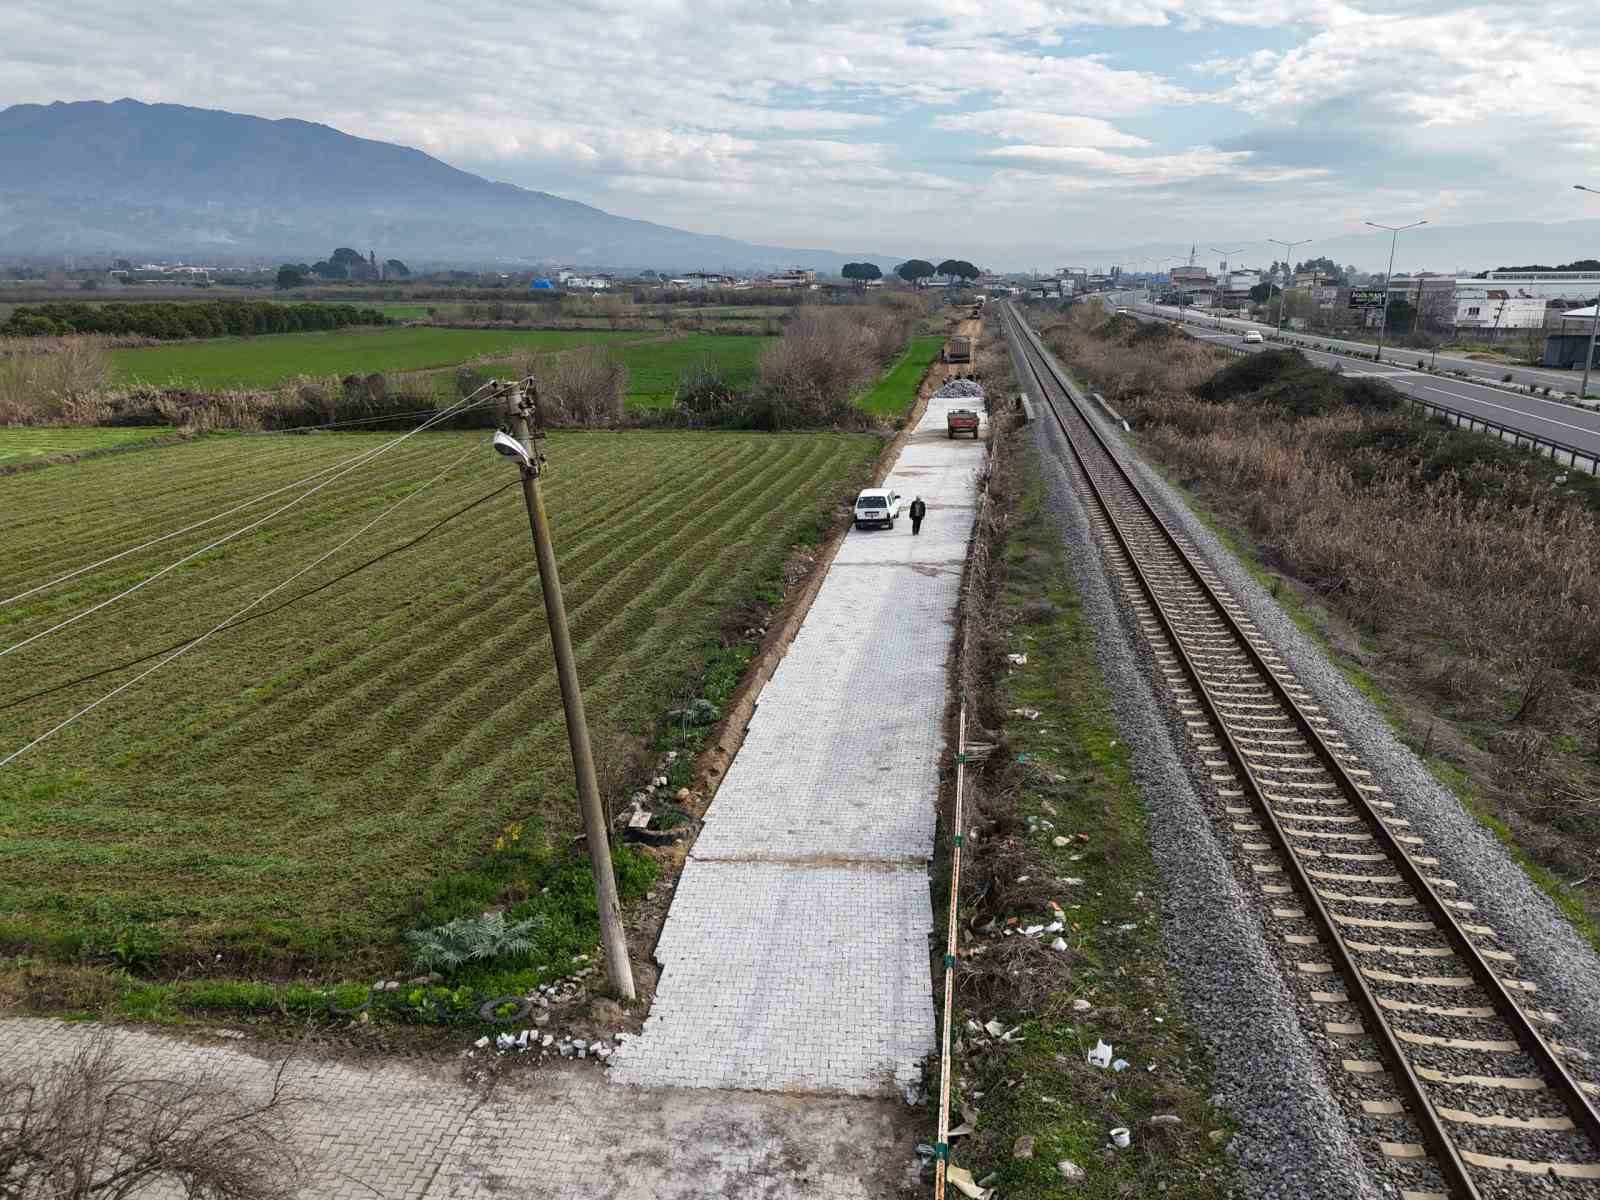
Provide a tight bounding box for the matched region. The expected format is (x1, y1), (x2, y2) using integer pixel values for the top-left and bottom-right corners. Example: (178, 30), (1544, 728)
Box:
(0, 336), (113, 424)
(1043, 302), (1600, 911)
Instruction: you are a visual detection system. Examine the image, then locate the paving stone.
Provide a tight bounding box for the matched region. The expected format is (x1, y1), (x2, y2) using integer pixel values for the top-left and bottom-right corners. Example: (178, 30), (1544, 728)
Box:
(612, 388), (985, 1095)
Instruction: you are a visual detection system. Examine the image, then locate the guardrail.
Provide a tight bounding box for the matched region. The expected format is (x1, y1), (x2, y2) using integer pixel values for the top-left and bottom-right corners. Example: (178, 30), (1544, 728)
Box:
(1175, 319), (1600, 476)
(1404, 393), (1600, 476)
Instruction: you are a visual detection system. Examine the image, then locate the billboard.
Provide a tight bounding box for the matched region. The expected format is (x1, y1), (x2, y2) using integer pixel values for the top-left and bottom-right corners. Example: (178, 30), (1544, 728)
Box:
(1349, 289), (1387, 309)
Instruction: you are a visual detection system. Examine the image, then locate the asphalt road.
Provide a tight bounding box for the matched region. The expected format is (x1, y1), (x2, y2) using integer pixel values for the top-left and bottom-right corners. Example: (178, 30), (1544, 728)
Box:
(1132, 297), (1589, 393)
(1102, 293), (1600, 462)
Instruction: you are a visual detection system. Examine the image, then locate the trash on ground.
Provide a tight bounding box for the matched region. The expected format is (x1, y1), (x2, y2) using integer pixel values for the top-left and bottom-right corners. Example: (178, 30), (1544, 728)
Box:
(1011, 707), (1041, 720)
(1052, 835), (1069, 847)
(1112, 1058), (1130, 1072)
(1087, 1039), (1113, 1068)
(946, 1166), (991, 1199)
(1110, 1127), (1132, 1149)
(949, 1121), (975, 1138)
(1057, 1159), (1087, 1181)
(1149, 1114), (1183, 1127)
(1013, 1134), (1036, 1159)
(984, 1018), (1007, 1037)
(1050, 937), (1068, 952)
(1072, 998), (1092, 1012)
(1006, 653), (1028, 666)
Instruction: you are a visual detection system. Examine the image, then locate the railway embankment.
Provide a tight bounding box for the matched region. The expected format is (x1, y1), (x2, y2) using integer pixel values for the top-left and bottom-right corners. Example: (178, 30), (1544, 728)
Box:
(1040, 304), (1600, 949)
(1007, 299), (1600, 1197)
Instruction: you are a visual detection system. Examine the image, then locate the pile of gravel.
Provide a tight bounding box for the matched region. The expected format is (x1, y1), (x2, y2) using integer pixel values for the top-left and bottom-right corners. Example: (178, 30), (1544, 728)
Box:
(934, 378), (985, 399)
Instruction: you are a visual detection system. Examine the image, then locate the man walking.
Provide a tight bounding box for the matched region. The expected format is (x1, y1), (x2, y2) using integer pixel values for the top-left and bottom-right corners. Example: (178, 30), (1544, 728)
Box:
(909, 495), (927, 535)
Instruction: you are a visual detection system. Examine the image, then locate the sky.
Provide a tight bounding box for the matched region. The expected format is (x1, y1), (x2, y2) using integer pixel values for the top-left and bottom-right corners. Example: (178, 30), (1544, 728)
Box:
(6, 0), (1600, 271)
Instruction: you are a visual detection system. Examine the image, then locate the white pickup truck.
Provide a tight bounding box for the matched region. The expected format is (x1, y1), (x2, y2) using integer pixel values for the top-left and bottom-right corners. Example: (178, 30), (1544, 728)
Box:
(853, 487), (903, 530)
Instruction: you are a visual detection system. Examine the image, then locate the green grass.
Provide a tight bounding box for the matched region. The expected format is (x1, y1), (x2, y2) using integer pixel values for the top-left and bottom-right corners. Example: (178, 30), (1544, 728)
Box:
(616, 335), (770, 407)
(857, 335), (943, 418)
(954, 446), (1232, 1198)
(0, 426), (173, 464)
(0, 427), (880, 974)
(106, 327), (640, 389)
(478, 333), (774, 409)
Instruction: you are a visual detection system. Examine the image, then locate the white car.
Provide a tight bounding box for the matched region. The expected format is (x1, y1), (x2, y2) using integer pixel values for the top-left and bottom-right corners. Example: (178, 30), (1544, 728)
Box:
(1243, 329), (1264, 344)
(853, 487), (903, 530)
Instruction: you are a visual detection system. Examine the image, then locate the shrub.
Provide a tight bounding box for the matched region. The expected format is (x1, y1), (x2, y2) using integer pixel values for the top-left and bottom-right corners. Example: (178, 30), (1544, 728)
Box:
(405, 911), (546, 973)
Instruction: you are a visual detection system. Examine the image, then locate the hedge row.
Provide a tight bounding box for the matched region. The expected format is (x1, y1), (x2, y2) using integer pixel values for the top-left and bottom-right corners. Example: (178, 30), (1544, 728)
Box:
(1, 301), (390, 340)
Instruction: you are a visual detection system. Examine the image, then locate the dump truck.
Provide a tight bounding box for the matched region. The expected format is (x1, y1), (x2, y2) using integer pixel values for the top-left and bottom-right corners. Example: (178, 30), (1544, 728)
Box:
(947, 409), (980, 439)
(943, 335), (972, 364)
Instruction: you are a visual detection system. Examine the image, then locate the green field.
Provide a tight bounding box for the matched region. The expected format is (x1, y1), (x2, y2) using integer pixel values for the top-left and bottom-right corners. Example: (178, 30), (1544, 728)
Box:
(106, 327), (640, 389)
(0, 428), (879, 972)
(857, 335), (944, 417)
(617, 335), (771, 407)
(0, 426), (172, 464)
(471, 333), (773, 408)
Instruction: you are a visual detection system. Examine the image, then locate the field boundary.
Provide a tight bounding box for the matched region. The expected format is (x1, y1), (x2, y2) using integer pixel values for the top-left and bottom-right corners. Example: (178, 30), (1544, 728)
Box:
(0, 428), (195, 477)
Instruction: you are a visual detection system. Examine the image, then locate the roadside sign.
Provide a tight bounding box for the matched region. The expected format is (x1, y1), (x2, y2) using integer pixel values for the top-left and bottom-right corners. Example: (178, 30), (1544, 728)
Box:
(1349, 289), (1386, 309)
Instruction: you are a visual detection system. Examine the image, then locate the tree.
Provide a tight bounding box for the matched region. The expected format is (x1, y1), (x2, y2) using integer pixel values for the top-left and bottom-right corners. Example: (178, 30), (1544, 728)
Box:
(1248, 281), (1279, 304)
(330, 247), (365, 266)
(276, 264), (307, 289)
(0, 1031), (307, 1199)
(383, 258), (411, 278)
(1293, 256), (1346, 284)
(841, 262), (882, 288)
(936, 259), (979, 285)
(895, 259), (936, 285)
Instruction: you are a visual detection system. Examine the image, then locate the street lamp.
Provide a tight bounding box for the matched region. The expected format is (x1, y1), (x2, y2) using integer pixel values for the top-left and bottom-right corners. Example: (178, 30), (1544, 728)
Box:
(1210, 248), (1245, 323)
(495, 380), (636, 1001)
(1267, 237), (1310, 339)
(1365, 218), (1428, 363)
(1575, 186), (1600, 400)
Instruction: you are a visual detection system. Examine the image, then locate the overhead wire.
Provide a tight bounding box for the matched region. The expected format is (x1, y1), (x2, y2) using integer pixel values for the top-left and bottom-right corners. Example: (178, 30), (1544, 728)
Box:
(0, 476), (520, 714)
(0, 437), (497, 769)
(1, 390), (504, 609)
(0, 385), (504, 659)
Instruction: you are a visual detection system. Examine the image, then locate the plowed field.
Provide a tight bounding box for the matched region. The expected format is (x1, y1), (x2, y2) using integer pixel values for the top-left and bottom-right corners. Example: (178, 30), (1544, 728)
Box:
(0, 427), (877, 964)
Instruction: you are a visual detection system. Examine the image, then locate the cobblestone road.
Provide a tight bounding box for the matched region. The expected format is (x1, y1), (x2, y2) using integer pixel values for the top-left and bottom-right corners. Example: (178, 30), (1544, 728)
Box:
(0, 1019), (919, 1198)
(612, 391), (984, 1096)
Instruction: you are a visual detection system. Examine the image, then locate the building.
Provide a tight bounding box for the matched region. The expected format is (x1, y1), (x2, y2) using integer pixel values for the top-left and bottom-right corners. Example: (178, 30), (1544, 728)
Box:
(765, 267), (816, 289)
(1543, 307), (1600, 367)
(564, 273), (613, 290)
(1169, 265), (1216, 307)
(1453, 270), (1600, 333)
(666, 272), (736, 290)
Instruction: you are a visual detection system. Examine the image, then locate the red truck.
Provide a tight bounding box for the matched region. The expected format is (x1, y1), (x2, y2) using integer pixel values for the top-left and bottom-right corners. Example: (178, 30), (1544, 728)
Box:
(946, 409), (980, 439)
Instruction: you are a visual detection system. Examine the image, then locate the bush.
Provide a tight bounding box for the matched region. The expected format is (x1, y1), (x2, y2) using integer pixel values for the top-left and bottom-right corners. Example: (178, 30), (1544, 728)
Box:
(674, 359), (743, 414)
(405, 911), (546, 973)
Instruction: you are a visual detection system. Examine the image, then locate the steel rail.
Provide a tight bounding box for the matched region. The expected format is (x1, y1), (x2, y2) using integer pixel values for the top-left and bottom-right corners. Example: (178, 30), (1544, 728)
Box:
(1006, 302), (1600, 1156)
(1002, 300), (1600, 1196)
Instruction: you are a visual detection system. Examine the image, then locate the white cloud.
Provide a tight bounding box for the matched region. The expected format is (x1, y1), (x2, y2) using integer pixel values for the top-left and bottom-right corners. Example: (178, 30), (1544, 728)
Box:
(935, 110), (1150, 147)
(4, 0), (1600, 265)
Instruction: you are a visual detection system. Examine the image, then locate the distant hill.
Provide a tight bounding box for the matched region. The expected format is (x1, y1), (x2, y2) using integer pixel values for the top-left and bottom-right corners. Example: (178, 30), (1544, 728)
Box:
(0, 99), (884, 272)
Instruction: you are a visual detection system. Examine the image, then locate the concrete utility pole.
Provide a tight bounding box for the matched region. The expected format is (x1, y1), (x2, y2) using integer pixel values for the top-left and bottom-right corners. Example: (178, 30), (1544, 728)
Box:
(1576, 186), (1600, 400)
(1268, 237), (1310, 339)
(504, 382), (636, 1000)
(1365, 218), (1427, 363)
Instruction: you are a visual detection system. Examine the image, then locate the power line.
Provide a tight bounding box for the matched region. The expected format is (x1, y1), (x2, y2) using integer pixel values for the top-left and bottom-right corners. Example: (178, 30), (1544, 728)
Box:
(2, 392), (504, 609)
(0, 477), (518, 714)
(0, 387), (500, 658)
(0, 441), (498, 768)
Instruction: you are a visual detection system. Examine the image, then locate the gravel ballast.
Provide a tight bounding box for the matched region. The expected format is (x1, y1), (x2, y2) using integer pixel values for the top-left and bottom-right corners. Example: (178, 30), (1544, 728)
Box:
(1014, 334), (1385, 1200)
(1015, 314), (1600, 1193)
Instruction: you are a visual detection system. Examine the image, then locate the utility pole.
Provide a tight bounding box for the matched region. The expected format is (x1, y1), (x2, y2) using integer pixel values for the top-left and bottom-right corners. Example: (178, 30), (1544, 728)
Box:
(1366, 218), (1427, 363)
(1575, 187), (1600, 400)
(506, 382), (636, 1000)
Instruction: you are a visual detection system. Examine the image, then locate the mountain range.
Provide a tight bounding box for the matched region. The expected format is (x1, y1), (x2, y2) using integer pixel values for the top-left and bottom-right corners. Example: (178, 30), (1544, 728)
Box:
(0, 99), (886, 272)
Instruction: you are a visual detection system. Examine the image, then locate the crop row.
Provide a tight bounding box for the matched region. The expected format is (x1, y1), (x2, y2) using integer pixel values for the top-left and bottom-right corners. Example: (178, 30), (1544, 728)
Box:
(0, 429), (878, 963)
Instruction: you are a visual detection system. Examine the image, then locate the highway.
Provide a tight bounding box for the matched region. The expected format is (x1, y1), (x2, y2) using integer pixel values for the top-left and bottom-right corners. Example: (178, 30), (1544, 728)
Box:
(1102, 291), (1600, 463)
(1130, 297), (1590, 394)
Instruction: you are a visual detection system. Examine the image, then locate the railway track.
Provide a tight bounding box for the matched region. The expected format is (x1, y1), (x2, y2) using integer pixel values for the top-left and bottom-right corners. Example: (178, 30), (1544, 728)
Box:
(999, 300), (1600, 1199)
